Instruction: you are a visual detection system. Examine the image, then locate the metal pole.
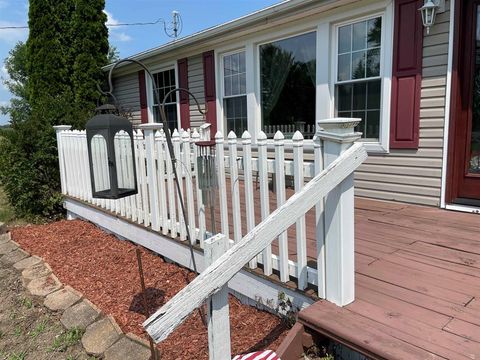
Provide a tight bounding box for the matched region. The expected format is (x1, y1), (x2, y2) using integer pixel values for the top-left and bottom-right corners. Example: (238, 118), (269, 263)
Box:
(136, 247), (159, 360)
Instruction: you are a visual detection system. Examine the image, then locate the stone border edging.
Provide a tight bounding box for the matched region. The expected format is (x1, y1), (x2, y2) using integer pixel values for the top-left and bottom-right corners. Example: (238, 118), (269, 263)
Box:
(0, 232), (152, 360)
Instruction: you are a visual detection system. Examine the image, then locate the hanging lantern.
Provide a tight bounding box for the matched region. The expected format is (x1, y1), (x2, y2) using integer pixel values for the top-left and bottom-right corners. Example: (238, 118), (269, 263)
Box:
(419, 0), (438, 34)
(86, 104), (138, 199)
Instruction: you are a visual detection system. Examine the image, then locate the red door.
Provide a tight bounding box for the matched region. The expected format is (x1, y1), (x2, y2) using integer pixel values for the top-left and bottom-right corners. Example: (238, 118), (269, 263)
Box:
(449, 0), (480, 206)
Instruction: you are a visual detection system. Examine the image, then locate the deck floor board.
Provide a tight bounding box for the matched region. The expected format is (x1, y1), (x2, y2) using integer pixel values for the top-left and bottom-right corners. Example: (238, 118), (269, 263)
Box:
(298, 198), (480, 359)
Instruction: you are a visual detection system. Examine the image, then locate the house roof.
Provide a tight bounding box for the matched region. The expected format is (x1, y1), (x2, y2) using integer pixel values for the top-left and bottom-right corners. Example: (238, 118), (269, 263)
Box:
(104, 0), (357, 72)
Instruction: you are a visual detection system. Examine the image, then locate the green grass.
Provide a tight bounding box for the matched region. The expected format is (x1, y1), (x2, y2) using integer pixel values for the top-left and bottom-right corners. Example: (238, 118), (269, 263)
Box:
(30, 319), (49, 339)
(48, 327), (84, 352)
(7, 351), (27, 360)
(13, 326), (22, 337)
(20, 297), (33, 309)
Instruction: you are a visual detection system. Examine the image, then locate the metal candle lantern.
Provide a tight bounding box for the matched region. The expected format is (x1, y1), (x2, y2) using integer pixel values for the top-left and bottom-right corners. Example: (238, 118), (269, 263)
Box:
(86, 104), (138, 199)
(196, 140), (218, 235)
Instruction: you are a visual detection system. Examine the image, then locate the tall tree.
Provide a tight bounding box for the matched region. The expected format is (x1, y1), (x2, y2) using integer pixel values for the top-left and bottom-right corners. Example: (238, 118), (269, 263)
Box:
(0, 42), (30, 126)
(27, 0), (75, 126)
(71, 0), (109, 124)
(0, 0), (111, 219)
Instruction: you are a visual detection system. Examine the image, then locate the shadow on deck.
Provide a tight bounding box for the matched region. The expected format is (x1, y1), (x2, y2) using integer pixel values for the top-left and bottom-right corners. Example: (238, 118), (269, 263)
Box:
(299, 198), (480, 359)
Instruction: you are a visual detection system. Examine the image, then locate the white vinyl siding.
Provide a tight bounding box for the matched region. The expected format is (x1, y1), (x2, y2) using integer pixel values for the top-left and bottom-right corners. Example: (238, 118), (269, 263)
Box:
(188, 54), (206, 129)
(112, 73), (141, 125)
(355, 0), (451, 206)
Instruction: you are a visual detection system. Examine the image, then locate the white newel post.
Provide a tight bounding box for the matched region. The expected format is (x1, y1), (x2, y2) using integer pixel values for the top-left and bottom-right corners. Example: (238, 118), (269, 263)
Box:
(138, 123), (163, 232)
(204, 233), (231, 360)
(53, 125), (72, 195)
(317, 118), (361, 306)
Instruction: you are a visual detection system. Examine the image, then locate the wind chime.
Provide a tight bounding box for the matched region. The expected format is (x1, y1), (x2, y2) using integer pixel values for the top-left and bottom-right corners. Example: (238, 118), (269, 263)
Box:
(195, 140), (218, 236)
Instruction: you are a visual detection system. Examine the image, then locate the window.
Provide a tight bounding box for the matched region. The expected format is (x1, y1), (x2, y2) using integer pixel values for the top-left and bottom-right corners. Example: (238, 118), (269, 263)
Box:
(260, 32), (316, 139)
(222, 51), (247, 135)
(335, 17), (382, 141)
(152, 68), (178, 131)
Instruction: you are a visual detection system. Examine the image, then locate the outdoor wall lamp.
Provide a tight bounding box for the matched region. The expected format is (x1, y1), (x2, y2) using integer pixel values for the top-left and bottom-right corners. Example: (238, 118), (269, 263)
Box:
(419, 0), (444, 34)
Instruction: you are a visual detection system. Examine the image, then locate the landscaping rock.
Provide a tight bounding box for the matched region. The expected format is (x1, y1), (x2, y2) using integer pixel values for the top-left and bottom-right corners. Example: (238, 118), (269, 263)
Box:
(27, 273), (62, 297)
(22, 262), (51, 281)
(0, 241), (17, 255)
(0, 233), (10, 244)
(61, 300), (101, 330)
(0, 222), (5, 234)
(44, 286), (82, 311)
(81, 317), (121, 356)
(104, 335), (152, 360)
(13, 256), (42, 270)
(1, 248), (29, 265)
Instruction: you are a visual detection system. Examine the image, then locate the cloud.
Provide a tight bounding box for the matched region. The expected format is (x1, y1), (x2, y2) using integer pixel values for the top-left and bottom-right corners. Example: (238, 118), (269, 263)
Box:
(115, 32), (132, 42)
(104, 10), (132, 42)
(0, 20), (28, 44)
(104, 10), (118, 26)
(1, 65), (9, 91)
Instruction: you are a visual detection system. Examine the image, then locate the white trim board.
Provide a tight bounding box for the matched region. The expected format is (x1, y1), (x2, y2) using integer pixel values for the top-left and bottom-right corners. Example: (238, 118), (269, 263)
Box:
(445, 203), (480, 215)
(63, 198), (315, 311)
(440, 0), (456, 209)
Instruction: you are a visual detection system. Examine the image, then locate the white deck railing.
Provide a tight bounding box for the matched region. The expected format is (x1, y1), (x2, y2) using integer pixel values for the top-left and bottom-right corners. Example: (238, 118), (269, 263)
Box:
(54, 118), (365, 307)
(143, 137), (367, 358)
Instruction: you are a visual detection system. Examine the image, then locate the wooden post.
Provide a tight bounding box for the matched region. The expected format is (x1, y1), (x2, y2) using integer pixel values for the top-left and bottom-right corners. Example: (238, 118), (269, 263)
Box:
(274, 131), (289, 283)
(292, 131), (307, 290)
(192, 129), (206, 245)
(139, 124), (163, 231)
(205, 233), (231, 360)
(316, 118), (361, 306)
(215, 131), (229, 240)
(182, 131), (196, 244)
(228, 131), (242, 244)
(242, 131), (257, 268)
(156, 130), (168, 235)
(313, 134), (325, 298)
(257, 131), (272, 275)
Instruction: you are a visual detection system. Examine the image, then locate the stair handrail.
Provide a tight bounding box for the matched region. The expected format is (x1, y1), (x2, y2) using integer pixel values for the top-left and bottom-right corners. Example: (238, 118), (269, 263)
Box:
(143, 141), (368, 343)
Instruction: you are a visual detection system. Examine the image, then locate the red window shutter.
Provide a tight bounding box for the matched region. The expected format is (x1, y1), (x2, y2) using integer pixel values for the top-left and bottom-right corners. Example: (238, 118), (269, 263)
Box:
(390, 0), (423, 149)
(138, 70), (148, 124)
(203, 50), (217, 137)
(177, 58), (190, 130)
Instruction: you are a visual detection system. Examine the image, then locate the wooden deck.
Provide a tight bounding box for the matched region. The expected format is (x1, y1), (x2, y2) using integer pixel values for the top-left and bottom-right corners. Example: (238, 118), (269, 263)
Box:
(300, 198), (480, 359)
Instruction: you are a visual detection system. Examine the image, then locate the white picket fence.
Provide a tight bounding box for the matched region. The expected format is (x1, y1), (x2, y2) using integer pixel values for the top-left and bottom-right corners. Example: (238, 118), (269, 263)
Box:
(54, 118), (363, 302)
(143, 123), (368, 356)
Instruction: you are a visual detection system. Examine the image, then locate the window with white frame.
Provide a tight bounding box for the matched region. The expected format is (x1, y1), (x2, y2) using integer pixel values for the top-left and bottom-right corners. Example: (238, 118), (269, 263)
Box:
(152, 68), (178, 131)
(335, 17), (382, 140)
(260, 31), (316, 139)
(222, 51), (247, 135)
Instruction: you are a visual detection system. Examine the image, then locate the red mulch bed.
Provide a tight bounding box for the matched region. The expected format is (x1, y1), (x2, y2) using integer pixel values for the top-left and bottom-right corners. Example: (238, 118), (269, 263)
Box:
(11, 220), (289, 359)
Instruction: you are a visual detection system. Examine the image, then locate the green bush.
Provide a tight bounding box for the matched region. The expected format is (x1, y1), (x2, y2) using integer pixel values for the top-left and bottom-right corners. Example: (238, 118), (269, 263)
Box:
(0, 124), (64, 220)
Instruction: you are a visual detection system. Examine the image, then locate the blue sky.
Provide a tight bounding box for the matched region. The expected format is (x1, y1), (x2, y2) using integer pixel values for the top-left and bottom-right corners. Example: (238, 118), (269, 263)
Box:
(0, 0), (281, 125)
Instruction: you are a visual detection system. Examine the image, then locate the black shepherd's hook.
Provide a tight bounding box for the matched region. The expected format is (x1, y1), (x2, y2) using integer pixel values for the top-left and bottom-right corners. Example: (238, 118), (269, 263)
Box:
(98, 58), (209, 327)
